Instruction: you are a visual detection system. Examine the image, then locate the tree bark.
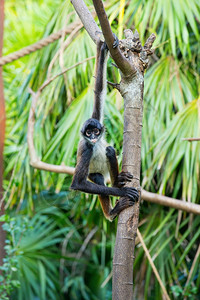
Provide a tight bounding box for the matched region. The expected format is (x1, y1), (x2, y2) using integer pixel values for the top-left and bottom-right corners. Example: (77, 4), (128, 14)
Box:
(71, 0), (100, 44)
(0, 0), (6, 270)
(112, 62), (144, 299)
(111, 29), (155, 299)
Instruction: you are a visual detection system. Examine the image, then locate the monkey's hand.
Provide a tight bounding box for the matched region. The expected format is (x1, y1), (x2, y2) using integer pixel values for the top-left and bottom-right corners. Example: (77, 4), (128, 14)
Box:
(120, 187), (139, 201)
(116, 171), (133, 188)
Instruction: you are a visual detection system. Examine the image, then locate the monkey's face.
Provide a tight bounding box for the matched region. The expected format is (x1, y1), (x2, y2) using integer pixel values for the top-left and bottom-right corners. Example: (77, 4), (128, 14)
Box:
(85, 127), (101, 144)
(81, 118), (104, 145)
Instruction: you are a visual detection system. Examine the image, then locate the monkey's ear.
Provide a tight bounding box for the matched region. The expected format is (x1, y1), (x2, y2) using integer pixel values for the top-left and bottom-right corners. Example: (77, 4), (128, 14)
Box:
(80, 128), (85, 136)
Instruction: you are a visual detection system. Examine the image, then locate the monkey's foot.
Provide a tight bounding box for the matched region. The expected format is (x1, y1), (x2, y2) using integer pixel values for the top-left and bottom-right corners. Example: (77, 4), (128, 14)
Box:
(109, 196), (137, 220)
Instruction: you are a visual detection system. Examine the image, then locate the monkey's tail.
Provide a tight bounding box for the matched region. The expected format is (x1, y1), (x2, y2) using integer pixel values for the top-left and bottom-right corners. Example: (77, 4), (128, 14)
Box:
(92, 40), (109, 123)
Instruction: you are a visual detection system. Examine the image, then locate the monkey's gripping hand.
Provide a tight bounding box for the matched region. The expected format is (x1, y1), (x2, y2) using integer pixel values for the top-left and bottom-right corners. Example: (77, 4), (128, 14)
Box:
(119, 186), (139, 201)
(116, 173), (139, 202)
(116, 171), (133, 188)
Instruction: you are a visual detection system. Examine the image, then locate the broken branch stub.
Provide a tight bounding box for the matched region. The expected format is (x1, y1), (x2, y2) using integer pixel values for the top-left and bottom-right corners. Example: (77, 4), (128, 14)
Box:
(119, 29), (156, 76)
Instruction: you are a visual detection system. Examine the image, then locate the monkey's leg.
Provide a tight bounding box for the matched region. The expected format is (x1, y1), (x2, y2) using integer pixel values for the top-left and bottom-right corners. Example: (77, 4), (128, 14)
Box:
(106, 146), (133, 187)
(89, 173), (138, 221)
(89, 173), (113, 221)
(106, 146), (139, 220)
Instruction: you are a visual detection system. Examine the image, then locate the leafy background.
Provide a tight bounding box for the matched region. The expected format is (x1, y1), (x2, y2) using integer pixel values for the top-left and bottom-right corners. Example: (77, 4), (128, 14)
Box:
(1, 0), (200, 299)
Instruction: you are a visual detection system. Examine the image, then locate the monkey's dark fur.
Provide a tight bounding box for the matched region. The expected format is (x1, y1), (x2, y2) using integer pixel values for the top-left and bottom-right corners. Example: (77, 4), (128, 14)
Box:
(71, 38), (138, 221)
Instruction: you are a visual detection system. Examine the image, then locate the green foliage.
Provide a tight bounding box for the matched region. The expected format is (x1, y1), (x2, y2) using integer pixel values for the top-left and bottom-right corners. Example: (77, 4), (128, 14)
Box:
(0, 215), (20, 300)
(133, 204), (200, 299)
(171, 284), (198, 299)
(0, 208), (70, 300)
(0, 192), (117, 300)
(143, 99), (200, 201)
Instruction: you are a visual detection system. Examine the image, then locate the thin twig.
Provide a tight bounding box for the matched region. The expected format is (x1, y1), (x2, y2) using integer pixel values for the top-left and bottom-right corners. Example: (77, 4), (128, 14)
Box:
(72, 226), (98, 275)
(101, 271), (113, 288)
(182, 138), (200, 142)
(183, 244), (200, 298)
(41, 56), (95, 91)
(137, 229), (171, 300)
(47, 23), (83, 78)
(107, 80), (120, 91)
(60, 229), (76, 286)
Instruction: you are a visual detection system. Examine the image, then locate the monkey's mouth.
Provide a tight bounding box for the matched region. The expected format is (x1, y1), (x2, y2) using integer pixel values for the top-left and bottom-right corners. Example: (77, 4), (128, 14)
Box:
(91, 138), (97, 143)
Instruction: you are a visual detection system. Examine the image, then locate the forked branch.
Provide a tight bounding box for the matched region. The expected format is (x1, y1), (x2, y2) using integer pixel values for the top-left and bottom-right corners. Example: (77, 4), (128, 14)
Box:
(92, 0), (136, 77)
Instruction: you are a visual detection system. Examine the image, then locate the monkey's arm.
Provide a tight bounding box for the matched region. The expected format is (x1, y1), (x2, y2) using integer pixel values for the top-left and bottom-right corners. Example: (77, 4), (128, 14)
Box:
(71, 142), (137, 199)
(106, 146), (133, 187)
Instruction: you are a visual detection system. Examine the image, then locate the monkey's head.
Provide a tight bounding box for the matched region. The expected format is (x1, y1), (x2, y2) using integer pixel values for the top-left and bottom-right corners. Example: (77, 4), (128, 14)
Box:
(81, 118), (104, 145)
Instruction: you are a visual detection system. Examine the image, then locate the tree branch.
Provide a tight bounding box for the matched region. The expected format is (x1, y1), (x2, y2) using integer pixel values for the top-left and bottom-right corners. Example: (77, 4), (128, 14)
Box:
(182, 137), (200, 142)
(71, 0), (136, 77)
(92, 0), (136, 77)
(142, 190), (200, 215)
(183, 244), (200, 296)
(71, 0), (100, 43)
(137, 229), (171, 300)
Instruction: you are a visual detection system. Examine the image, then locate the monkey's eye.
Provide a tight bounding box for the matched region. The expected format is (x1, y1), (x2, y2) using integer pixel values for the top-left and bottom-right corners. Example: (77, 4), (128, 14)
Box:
(94, 128), (100, 135)
(86, 130), (91, 136)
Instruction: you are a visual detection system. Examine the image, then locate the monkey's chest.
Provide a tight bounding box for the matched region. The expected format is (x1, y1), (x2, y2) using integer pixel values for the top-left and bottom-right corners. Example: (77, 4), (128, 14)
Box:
(89, 142), (109, 178)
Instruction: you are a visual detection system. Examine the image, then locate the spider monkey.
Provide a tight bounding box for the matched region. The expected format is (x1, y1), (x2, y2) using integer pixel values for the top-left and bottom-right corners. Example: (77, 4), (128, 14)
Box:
(71, 37), (139, 221)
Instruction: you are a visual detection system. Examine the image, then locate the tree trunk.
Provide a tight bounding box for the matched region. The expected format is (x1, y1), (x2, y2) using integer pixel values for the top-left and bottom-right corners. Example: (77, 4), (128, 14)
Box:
(0, 0), (6, 270)
(112, 31), (155, 299)
(112, 57), (143, 300)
